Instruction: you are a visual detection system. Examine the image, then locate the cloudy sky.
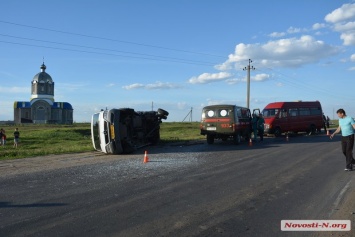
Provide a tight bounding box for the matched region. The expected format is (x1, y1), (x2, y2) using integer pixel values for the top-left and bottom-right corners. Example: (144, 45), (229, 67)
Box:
(0, 0), (354, 122)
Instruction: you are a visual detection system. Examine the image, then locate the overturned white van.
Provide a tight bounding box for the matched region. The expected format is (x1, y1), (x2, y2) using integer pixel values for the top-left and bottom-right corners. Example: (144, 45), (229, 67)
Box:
(91, 108), (168, 154)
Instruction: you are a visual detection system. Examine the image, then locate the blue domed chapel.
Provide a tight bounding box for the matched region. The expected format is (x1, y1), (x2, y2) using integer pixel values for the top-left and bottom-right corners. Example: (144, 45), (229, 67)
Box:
(14, 63), (73, 124)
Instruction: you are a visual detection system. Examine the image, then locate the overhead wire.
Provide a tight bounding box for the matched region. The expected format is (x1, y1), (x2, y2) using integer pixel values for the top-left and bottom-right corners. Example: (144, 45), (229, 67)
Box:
(0, 34), (216, 66)
(0, 20), (345, 101)
(0, 40), (216, 66)
(256, 66), (351, 100)
(0, 20), (226, 58)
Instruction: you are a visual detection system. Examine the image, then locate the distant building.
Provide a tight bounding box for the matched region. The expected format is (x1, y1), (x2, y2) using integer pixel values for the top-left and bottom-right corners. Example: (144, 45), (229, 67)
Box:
(14, 63), (73, 124)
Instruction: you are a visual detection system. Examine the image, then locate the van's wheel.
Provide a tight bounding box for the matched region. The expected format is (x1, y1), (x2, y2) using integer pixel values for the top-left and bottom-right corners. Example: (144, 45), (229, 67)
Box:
(274, 127), (281, 137)
(207, 134), (214, 144)
(310, 125), (316, 135)
(244, 132), (250, 141)
(157, 108), (169, 116)
(233, 133), (241, 145)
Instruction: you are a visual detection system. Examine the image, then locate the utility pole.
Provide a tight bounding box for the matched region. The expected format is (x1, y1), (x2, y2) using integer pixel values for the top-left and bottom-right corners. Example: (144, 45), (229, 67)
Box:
(243, 59), (255, 109)
(182, 107), (193, 122)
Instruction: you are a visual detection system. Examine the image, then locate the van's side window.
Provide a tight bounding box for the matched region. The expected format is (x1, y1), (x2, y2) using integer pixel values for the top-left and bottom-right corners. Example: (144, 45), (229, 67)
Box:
(310, 108), (322, 115)
(289, 109), (298, 117)
(241, 109), (250, 118)
(236, 108), (242, 118)
(299, 108), (310, 116)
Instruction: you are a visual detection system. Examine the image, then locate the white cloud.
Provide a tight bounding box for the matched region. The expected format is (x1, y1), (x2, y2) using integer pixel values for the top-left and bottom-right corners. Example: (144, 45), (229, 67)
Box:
(340, 31), (355, 46)
(287, 27), (303, 34)
(225, 73), (270, 85)
(351, 54), (355, 61)
(122, 83), (144, 90)
(312, 23), (326, 30)
(276, 82), (283, 87)
(122, 82), (181, 90)
(325, 3), (355, 23)
(253, 73), (270, 81)
(177, 102), (187, 110)
(188, 72), (233, 84)
(146, 81), (182, 90)
(268, 27), (307, 39)
(269, 32), (286, 38)
(333, 21), (355, 32)
(324, 3), (355, 46)
(349, 67), (355, 71)
(217, 35), (340, 69)
(0, 86), (28, 94)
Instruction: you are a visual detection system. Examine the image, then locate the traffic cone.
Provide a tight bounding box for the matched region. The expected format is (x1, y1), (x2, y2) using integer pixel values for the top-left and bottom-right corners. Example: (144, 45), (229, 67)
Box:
(143, 150), (149, 163)
(326, 130), (330, 136)
(249, 138), (253, 146)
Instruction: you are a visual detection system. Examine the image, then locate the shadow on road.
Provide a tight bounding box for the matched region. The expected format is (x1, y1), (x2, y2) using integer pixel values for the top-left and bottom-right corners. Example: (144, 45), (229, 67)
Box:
(138, 132), (340, 155)
(0, 201), (68, 208)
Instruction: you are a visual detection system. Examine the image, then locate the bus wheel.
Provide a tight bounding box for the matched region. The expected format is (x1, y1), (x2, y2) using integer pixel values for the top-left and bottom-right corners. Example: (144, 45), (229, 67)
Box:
(274, 127), (282, 137)
(233, 133), (241, 145)
(207, 134), (214, 144)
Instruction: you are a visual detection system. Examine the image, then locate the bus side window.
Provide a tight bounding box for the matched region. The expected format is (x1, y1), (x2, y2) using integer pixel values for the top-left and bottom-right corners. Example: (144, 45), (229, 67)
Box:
(289, 109), (298, 117)
(280, 109), (287, 118)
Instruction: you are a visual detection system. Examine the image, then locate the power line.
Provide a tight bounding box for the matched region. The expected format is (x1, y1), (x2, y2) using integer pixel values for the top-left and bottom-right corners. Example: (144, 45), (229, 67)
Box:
(257, 67), (351, 101)
(0, 20), (225, 59)
(0, 34), (217, 66)
(0, 40), (216, 66)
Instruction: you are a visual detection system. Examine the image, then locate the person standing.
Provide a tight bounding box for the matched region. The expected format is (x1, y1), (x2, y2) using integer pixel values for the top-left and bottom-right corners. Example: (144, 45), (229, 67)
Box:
(322, 113), (328, 132)
(13, 128), (20, 148)
(330, 109), (355, 171)
(257, 113), (265, 142)
(251, 114), (258, 141)
(1, 129), (6, 146)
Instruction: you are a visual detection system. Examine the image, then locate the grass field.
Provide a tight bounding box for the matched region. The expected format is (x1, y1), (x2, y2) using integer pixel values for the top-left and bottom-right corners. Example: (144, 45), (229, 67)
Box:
(0, 122), (203, 160)
(0, 120), (338, 160)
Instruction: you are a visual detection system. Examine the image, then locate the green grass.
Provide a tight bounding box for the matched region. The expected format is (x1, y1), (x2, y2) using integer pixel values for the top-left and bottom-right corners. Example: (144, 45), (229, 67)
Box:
(0, 122), (203, 160)
(160, 122), (202, 141)
(0, 120), (340, 160)
(0, 124), (93, 160)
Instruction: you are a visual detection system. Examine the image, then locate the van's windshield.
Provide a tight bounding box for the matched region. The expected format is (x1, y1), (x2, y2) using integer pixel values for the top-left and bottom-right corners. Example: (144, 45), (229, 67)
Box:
(263, 109), (279, 118)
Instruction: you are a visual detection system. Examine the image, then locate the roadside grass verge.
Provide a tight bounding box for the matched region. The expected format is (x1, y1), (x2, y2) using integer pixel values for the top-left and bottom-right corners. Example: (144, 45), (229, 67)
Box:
(0, 124), (93, 160)
(0, 122), (203, 160)
(0, 120), (338, 160)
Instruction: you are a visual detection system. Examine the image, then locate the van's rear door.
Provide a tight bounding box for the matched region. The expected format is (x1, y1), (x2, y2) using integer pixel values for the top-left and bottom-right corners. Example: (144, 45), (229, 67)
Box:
(203, 107), (233, 134)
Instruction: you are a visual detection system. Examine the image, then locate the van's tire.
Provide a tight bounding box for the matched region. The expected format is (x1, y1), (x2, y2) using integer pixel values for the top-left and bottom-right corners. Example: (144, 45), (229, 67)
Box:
(207, 134), (214, 144)
(274, 127), (282, 137)
(310, 125), (316, 135)
(157, 108), (169, 116)
(233, 133), (241, 145)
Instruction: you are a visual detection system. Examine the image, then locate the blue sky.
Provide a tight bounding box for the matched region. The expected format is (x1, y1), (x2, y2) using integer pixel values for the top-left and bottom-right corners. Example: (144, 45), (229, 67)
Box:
(0, 0), (354, 122)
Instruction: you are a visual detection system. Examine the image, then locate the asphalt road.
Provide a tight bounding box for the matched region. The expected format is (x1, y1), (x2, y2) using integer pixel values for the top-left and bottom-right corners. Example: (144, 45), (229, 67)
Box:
(1, 134), (355, 237)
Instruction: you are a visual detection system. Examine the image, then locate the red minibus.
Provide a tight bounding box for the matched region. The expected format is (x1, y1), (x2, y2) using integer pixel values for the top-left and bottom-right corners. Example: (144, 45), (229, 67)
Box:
(262, 101), (324, 136)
